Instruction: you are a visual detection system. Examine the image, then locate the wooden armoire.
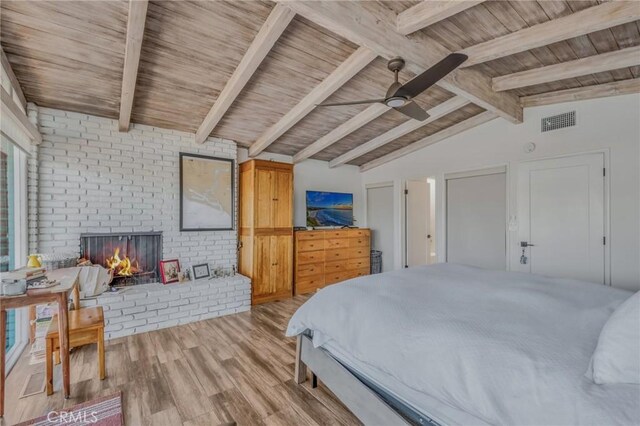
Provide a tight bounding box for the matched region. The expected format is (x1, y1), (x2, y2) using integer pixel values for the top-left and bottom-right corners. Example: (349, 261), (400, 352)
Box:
(239, 160), (293, 305)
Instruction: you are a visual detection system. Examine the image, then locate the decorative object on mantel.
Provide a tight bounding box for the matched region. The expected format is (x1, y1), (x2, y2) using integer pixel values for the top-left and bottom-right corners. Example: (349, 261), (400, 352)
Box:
(15, 391), (124, 426)
(192, 263), (210, 280)
(159, 259), (180, 284)
(180, 152), (234, 231)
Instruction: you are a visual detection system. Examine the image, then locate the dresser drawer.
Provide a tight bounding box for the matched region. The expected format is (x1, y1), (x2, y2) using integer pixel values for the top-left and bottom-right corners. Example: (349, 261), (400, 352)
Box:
(349, 237), (369, 248)
(325, 230), (349, 239)
(297, 250), (325, 265)
(324, 248), (351, 261)
(296, 263), (324, 278)
(296, 231), (324, 241)
(354, 267), (370, 277)
(295, 275), (325, 295)
(325, 271), (353, 285)
(325, 238), (349, 249)
(349, 247), (369, 259)
(348, 258), (369, 270)
(325, 260), (348, 273)
(348, 229), (370, 238)
(297, 239), (324, 252)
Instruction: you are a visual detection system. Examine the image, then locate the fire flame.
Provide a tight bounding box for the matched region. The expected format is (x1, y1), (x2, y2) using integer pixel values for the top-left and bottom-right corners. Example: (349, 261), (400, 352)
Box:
(106, 248), (140, 277)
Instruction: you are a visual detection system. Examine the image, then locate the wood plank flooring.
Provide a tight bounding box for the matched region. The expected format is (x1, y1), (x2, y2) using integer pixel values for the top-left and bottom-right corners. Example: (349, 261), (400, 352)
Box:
(3, 295), (361, 426)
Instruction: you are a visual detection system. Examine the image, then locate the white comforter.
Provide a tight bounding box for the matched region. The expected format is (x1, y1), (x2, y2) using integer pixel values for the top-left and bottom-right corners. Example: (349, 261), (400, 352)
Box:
(286, 264), (640, 425)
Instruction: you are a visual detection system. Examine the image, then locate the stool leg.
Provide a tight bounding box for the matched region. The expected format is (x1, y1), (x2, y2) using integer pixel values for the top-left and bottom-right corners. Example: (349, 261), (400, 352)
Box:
(54, 349), (60, 366)
(46, 338), (53, 396)
(97, 328), (105, 380)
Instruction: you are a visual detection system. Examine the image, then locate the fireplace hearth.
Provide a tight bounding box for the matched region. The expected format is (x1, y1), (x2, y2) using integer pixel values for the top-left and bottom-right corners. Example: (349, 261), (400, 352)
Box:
(80, 232), (162, 286)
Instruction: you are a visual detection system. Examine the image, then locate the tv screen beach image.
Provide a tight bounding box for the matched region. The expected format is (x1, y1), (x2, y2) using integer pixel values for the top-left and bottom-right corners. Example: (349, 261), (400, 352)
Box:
(306, 191), (353, 227)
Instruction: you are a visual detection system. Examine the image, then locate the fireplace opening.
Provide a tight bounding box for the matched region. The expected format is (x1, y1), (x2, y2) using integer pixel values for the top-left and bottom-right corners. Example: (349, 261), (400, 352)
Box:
(80, 232), (162, 286)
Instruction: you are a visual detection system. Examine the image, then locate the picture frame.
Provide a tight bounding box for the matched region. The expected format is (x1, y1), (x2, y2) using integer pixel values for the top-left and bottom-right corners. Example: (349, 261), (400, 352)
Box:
(180, 152), (234, 231)
(192, 263), (211, 280)
(159, 259), (180, 284)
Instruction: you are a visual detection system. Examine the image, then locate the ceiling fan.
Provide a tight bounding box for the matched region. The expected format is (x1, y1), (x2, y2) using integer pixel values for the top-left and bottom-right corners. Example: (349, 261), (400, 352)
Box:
(317, 53), (468, 121)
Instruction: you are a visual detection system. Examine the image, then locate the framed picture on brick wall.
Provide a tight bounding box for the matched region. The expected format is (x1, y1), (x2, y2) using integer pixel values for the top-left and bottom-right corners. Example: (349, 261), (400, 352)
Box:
(180, 153), (234, 231)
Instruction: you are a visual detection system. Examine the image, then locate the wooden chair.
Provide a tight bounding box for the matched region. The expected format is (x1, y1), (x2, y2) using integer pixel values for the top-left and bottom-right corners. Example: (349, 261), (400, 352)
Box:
(45, 306), (105, 395)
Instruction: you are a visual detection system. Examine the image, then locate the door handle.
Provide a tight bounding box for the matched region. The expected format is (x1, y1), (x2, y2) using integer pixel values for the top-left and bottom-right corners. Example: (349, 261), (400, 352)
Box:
(520, 241), (535, 247)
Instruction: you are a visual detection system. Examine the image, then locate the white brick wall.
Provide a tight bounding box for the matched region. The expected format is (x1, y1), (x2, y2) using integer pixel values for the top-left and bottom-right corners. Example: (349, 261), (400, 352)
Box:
(80, 276), (251, 339)
(31, 106), (238, 271)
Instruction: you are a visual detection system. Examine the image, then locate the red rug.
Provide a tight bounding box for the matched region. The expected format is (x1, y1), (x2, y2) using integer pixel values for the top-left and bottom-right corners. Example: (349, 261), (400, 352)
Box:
(17, 392), (123, 426)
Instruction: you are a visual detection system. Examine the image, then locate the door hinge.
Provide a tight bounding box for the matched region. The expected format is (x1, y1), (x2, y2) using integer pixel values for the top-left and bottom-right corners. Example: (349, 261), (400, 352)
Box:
(603, 236), (606, 245)
(603, 168), (606, 177)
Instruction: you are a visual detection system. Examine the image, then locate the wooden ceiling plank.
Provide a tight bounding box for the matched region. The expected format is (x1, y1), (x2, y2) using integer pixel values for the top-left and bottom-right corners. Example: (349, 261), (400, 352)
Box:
(520, 78), (640, 107)
(1, 47), (27, 109)
(248, 46), (377, 156)
(1, 87), (41, 143)
(118, 0), (149, 132)
(493, 46), (640, 92)
(360, 111), (497, 172)
(277, 0), (523, 124)
(292, 103), (388, 163)
(195, 4), (295, 144)
(397, 0), (486, 36)
(461, 1), (640, 68)
(329, 96), (469, 168)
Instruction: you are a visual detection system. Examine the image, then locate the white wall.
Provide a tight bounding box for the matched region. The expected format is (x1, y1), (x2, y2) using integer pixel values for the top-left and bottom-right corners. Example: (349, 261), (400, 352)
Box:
(362, 94), (640, 291)
(238, 149), (364, 227)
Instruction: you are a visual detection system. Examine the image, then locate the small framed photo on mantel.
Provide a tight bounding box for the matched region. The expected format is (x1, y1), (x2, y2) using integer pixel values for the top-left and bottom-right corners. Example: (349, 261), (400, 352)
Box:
(192, 263), (210, 280)
(160, 259), (180, 284)
(180, 153), (234, 231)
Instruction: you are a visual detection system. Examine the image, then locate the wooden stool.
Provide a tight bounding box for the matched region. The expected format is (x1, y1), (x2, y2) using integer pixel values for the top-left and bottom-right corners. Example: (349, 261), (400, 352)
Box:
(45, 307), (105, 395)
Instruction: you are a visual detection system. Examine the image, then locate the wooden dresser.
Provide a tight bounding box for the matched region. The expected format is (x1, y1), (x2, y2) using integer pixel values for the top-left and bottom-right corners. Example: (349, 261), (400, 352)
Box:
(294, 229), (370, 295)
(239, 160), (293, 305)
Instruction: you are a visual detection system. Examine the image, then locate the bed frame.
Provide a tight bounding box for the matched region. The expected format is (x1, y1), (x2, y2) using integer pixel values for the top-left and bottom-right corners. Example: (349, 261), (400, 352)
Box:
(296, 334), (438, 425)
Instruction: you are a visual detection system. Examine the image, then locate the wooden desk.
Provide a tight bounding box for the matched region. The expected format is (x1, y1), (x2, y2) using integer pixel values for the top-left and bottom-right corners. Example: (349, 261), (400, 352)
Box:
(0, 267), (80, 417)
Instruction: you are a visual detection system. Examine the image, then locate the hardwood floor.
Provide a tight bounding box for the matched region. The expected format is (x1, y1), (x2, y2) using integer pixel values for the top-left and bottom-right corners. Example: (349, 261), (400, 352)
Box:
(3, 295), (361, 426)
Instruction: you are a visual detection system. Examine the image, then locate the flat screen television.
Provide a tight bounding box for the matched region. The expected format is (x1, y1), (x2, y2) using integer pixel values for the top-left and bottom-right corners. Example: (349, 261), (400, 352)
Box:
(306, 190), (354, 227)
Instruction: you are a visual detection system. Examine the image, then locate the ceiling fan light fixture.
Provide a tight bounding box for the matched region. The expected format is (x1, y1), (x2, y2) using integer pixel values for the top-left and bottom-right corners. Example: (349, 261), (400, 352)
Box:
(386, 96), (407, 108)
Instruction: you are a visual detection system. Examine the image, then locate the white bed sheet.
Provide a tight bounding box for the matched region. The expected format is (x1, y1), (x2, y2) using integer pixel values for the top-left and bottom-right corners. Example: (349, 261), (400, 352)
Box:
(287, 264), (640, 425)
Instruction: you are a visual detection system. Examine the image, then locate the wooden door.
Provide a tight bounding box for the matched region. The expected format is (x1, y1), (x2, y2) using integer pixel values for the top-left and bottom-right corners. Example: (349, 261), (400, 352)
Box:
(273, 170), (293, 228)
(255, 168), (274, 228)
(252, 235), (273, 298)
(272, 235), (293, 294)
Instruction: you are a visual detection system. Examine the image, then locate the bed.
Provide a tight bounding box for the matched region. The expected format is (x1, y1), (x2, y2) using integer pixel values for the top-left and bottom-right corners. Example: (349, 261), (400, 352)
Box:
(287, 263), (640, 425)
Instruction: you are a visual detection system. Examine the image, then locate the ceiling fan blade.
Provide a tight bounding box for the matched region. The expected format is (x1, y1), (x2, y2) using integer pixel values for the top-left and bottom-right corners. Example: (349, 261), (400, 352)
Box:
(394, 53), (468, 99)
(317, 99), (385, 107)
(394, 100), (429, 121)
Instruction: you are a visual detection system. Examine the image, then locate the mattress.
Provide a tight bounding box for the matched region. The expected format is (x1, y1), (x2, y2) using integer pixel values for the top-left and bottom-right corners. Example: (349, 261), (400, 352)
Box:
(287, 264), (640, 425)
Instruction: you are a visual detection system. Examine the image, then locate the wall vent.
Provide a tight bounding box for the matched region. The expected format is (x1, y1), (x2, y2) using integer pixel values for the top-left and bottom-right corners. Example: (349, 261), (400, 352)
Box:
(541, 111), (576, 132)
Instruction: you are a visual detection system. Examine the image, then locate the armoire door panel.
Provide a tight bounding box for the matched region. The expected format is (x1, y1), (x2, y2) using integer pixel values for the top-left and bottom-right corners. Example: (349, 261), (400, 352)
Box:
(255, 169), (274, 229)
(274, 170), (293, 227)
(253, 236), (273, 297)
(274, 235), (293, 293)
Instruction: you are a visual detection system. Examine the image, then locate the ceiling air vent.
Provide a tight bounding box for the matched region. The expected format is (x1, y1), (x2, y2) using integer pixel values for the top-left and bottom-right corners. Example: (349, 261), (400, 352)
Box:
(541, 111), (576, 133)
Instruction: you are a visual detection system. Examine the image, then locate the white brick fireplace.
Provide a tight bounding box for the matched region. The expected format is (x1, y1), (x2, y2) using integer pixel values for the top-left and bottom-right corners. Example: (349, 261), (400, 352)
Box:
(29, 106), (251, 338)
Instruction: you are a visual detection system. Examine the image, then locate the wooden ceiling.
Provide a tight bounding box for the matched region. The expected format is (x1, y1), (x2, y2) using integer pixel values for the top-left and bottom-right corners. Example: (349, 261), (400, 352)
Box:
(1, 0), (639, 170)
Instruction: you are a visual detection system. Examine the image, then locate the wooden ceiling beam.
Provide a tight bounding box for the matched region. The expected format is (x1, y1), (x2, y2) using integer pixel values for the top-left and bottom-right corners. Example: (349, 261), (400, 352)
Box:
(461, 1), (640, 68)
(248, 46), (377, 157)
(520, 78), (640, 108)
(118, 0), (148, 132)
(1, 87), (41, 143)
(397, 1), (486, 36)
(493, 46), (640, 92)
(329, 96), (469, 168)
(360, 111), (497, 172)
(292, 103), (388, 163)
(278, 0), (522, 124)
(0, 47), (27, 110)
(196, 4), (295, 144)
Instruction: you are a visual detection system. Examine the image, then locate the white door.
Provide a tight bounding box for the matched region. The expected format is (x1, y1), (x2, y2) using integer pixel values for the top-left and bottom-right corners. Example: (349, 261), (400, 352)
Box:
(406, 180), (429, 267)
(428, 178), (437, 264)
(517, 153), (605, 283)
(367, 184), (395, 272)
(446, 170), (507, 270)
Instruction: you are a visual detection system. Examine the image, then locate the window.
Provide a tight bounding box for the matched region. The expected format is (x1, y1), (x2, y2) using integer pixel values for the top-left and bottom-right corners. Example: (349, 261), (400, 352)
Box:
(1, 135), (28, 371)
